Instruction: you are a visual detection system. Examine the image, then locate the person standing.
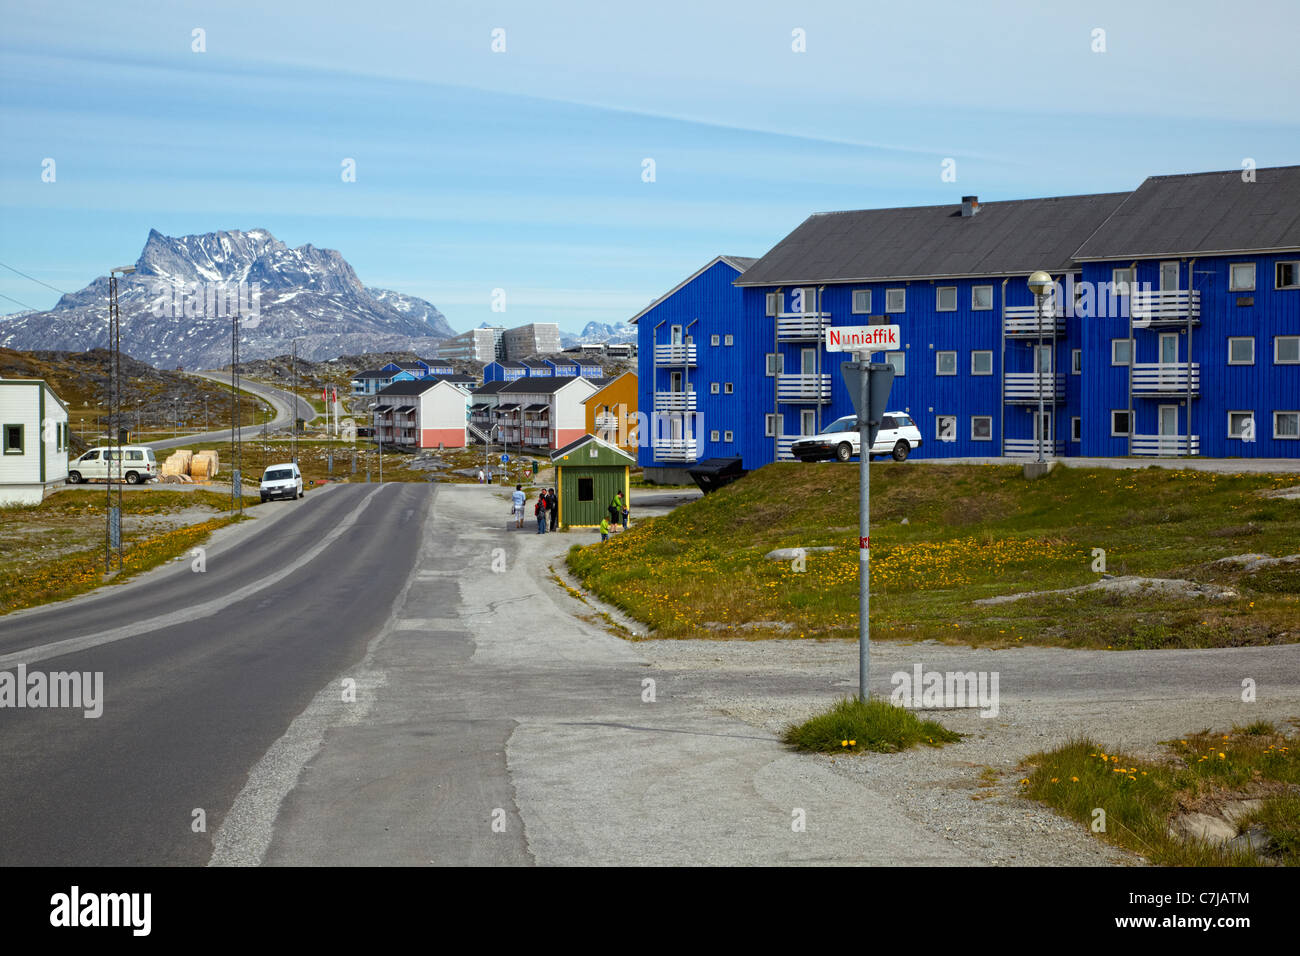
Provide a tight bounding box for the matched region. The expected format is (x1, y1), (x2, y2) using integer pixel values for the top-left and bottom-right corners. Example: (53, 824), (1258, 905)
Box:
(548, 487), (559, 531)
(599, 515), (610, 543)
(608, 490), (621, 529)
(477, 467), (485, 484)
(487, 467), (494, 485)
(618, 492), (629, 530)
(534, 494), (547, 534)
(512, 484), (526, 528)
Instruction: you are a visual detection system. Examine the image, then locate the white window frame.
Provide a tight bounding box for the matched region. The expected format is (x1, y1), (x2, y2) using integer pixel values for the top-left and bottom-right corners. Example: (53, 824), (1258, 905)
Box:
(885, 288), (906, 313)
(971, 285), (993, 311)
(1275, 335), (1300, 365)
(710, 382), (720, 394)
(723, 334), (734, 346)
(1230, 263), (1256, 292)
(1159, 260), (1180, 291)
(1070, 417), (1081, 442)
(1276, 261), (1300, 290)
(709, 430), (720, 442)
(936, 286), (958, 312)
(765, 414), (779, 437)
(970, 415), (992, 441)
(1112, 267), (1134, 297)
(885, 351), (905, 376)
(765, 292), (783, 317)
(710, 334), (720, 346)
(765, 352), (783, 376)
(970, 350), (993, 376)
(723, 430), (734, 442)
(1111, 338), (1134, 366)
(1071, 349), (1082, 375)
(1274, 411), (1299, 440)
(1110, 410), (1131, 437)
(935, 350), (957, 376)
(1227, 411), (1255, 440)
(724, 382), (734, 394)
(935, 415), (956, 442)
(1227, 337), (1255, 366)
(852, 289), (872, 314)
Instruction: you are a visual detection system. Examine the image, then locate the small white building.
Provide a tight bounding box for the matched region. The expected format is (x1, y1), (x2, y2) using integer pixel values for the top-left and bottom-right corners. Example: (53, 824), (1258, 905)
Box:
(0, 376), (70, 505)
(373, 378), (472, 448)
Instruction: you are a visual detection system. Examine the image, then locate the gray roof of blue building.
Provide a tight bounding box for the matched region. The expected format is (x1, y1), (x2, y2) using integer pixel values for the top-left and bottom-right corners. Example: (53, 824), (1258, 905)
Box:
(1072, 165), (1300, 260)
(735, 193), (1130, 285)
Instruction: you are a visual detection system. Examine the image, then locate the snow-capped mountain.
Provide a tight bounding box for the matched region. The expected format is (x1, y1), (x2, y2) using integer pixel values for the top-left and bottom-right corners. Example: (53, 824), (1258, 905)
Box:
(0, 229), (455, 368)
(560, 320), (638, 348)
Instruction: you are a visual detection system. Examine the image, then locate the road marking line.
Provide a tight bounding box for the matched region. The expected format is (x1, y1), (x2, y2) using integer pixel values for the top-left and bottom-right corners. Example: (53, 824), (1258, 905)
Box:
(394, 618), (461, 630)
(0, 484), (395, 670)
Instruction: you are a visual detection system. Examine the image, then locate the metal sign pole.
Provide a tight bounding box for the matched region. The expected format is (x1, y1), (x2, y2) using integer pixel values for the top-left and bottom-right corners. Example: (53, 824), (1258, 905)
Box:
(857, 351), (871, 701)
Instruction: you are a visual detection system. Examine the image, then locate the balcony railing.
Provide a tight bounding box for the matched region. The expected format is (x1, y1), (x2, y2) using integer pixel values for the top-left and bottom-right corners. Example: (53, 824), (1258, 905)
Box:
(1130, 434), (1200, 456)
(777, 373), (832, 403)
(1003, 371), (1065, 403)
(654, 437), (699, 462)
(1131, 362), (1200, 396)
(1003, 304), (1065, 337)
(1003, 438), (1066, 458)
(1130, 289), (1201, 326)
(654, 391), (697, 412)
(776, 434), (808, 461)
(776, 312), (830, 341)
(654, 343), (697, 366)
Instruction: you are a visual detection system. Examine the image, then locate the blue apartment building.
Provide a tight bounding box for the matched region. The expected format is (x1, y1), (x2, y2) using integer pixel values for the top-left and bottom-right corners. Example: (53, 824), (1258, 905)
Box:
(635, 167), (1300, 481)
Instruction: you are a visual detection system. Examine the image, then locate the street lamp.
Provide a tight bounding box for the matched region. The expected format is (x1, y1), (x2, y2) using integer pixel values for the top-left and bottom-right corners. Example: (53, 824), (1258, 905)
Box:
(1027, 270), (1054, 464)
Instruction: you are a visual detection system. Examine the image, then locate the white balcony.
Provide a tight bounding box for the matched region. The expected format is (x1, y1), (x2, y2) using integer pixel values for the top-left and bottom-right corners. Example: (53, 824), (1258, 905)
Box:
(777, 372), (832, 403)
(1131, 434), (1201, 456)
(1003, 304), (1065, 337)
(776, 434), (806, 461)
(654, 437), (699, 462)
(654, 391), (697, 412)
(1003, 438), (1066, 458)
(1131, 362), (1200, 396)
(1003, 371), (1065, 404)
(654, 343), (697, 366)
(1130, 289), (1201, 327)
(776, 312), (830, 341)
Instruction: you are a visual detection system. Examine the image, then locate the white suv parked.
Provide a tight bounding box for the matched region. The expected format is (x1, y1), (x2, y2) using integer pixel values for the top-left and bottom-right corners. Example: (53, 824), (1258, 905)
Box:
(260, 463), (303, 502)
(67, 446), (158, 484)
(791, 412), (923, 462)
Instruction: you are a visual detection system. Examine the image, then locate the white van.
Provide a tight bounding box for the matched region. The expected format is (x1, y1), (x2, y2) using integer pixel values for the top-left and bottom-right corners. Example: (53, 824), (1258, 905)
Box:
(259, 463), (303, 502)
(66, 446), (158, 485)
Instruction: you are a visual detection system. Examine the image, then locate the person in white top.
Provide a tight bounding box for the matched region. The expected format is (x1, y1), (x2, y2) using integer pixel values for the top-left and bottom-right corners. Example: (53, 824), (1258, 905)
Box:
(511, 484), (526, 528)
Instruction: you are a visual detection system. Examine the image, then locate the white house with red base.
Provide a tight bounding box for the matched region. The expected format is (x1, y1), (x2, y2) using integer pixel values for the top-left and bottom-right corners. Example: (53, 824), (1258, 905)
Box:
(374, 378), (471, 449)
(496, 376), (602, 450)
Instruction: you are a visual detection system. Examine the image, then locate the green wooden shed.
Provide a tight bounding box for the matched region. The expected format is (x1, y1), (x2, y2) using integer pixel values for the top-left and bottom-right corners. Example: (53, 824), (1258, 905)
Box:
(550, 434), (634, 529)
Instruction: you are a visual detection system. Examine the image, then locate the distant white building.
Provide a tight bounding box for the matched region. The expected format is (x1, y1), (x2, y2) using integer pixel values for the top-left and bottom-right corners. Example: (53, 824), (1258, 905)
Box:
(0, 376), (70, 505)
(438, 327), (504, 365)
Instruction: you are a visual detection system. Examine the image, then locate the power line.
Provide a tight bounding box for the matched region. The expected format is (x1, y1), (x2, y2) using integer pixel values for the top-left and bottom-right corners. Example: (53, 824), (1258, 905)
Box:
(0, 291), (39, 312)
(0, 259), (70, 296)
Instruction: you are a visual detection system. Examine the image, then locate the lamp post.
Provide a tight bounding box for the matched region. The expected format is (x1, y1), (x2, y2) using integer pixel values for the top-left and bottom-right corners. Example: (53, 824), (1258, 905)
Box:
(1027, 271), (1054, 464)
(106, 265), (135, 573)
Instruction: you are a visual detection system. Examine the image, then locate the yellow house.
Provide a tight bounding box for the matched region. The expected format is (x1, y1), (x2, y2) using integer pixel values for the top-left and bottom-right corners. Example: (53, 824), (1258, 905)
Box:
(582, 372), (638, 451)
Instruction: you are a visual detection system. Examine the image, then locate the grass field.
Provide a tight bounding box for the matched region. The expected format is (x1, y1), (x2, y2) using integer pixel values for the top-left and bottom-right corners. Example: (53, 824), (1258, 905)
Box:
(1022, 722), (1300, 866)
(0, 489), (245, 614)
(566, 462), (1300, 648)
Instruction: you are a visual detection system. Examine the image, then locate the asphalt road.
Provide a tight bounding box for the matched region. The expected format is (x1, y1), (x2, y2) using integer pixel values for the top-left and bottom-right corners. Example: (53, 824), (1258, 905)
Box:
(146, 371), (316, 451)
(0, 482), (426, 865)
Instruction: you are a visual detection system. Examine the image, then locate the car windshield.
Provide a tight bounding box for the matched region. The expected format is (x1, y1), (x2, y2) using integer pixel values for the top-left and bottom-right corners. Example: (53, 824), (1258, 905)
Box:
(827, 416), (856, 433)
(265, 469), (293, 481)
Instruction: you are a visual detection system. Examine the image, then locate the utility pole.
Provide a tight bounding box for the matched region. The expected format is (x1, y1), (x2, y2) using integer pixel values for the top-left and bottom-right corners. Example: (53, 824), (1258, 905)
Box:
(291, 339), (299, 465)
(105, 266), (133, 573)
(231, 311), (243, 514)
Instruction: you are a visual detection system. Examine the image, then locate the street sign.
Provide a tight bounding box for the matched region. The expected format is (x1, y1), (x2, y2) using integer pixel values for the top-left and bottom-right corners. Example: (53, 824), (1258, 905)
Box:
(500, 454), (509, 465)
(825, 325), (901, 352)
(840, 362), (896, 447)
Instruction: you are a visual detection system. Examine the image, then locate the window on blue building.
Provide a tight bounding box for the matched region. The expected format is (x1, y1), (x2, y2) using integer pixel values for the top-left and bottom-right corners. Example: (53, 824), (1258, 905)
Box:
(1275, 412), (1299, 439)
(1072, 349), (1082, 374)
(1112, 268), (1134, 296)
(1230, 264), (1256, 291)
(852, 290), (872, 314)
(1160, 261), (1180, 291)
(765, 414), (779, 437)
(885, 351), (905, 376)
(765, 353), (783, 376)
(1277, 263), (1300, 290)
(724, 430), (734, 442)
(1071, 417), (1081, 442)
(724, 334), (734, 346)
(886, 289), (906, 313)
(765, 292), (783, 316)
(1276, 336), (1300, 364)
(1111, 339), (1134, 366)
(1111, 411), (1131, 436)
(936, 287), (957, 312)
(971, 416), (992, 441)
(972, 286), (993, 310)
(971, 351), (993, 375)
(936, 415), (956, 443)
(1228, 337), (1256, 365)
(936, 351), (957, 375)
(724, 382), (734, 394)
(1228, 411), (1255, 440)
(711, 334), (720, 346)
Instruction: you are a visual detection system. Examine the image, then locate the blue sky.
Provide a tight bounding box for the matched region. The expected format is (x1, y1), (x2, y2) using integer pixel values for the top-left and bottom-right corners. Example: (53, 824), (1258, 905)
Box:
(2, 0), (1297, 335)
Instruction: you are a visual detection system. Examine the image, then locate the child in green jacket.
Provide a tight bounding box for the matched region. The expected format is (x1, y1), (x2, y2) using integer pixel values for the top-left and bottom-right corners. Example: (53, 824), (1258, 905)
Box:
(599, 517), (610, 542)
